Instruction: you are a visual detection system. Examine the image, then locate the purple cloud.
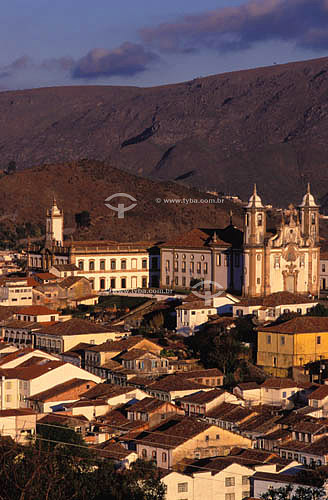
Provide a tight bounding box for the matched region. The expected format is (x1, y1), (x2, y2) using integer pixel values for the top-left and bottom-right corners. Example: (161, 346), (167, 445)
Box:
(139, 0), (328, 53)
(72, 42), (159, 79)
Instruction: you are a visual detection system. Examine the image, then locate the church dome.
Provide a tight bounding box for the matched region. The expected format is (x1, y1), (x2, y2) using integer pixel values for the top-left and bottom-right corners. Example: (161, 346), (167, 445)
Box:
(299, 184), (318, 208)
(247, 184), (264, 208)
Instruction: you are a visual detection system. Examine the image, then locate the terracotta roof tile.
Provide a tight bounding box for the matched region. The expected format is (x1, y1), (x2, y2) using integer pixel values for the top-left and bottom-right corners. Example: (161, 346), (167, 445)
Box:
(237, 292), (314, 307)
(177, 389), (225, 404)
(308, 385), (328, 401)
(161, 228), (230, 249)
(148, 375), (210, 392)
(260, 317), (328, 334)
(14, 306), (58, 316)
(28, 378), (97, 402)
(36, 318), (111, 336)
(261, 378), (298, 389)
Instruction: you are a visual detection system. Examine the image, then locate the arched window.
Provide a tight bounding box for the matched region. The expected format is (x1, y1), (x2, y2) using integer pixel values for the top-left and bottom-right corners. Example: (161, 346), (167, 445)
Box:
(257, 213), (263, 226)
(89, 260), (95, 271)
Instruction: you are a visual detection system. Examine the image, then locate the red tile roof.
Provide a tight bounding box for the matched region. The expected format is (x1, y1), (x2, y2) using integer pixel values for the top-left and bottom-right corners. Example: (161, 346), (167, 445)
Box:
(36, 318), (111, 336)
(237, 292), (314, 307)
(28, 378), (97, 402)
(14, 306), (58, 316)
(177, 389), (225, 404)
(308, 385), (328, 401)
(161, 228), (230, 249)
(147, 375), (210, 392)
(260, 317), (328, 334)
(134, 416), (212, 449)
(261, 378), (298, 389)
(0, 360), (65, 380)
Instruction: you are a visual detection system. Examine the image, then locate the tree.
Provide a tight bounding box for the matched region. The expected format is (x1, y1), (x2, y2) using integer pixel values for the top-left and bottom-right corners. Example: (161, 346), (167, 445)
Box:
(75, 211), (91, 228)
(260, 484), (327, 500)
(0, 438), (166, 500)
(6, 160), (16, 174)
(307, 304), (328, 316)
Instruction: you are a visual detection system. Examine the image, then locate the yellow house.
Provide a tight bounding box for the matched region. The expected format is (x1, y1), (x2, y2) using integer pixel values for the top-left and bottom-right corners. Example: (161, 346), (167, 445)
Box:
(257, 317), (328, 377)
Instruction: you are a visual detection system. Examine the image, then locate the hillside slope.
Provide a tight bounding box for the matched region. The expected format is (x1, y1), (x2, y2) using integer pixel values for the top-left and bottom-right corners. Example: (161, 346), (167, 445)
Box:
(0, 160), (241, 243)
(2, 56), (328, 206)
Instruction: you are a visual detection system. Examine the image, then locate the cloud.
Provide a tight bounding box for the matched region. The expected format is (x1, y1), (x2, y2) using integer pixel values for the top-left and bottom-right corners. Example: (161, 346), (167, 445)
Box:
(72, 42), (159, 79)
(0, 55), (75, 80)
(139, 0), (328, 53)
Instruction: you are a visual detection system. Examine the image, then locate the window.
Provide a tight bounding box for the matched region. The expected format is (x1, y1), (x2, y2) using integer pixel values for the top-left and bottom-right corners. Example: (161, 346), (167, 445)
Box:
(110, 278), (116, 289)
(142, 277), (147, 288)
(317, 336), (321, 345)
(174, 262), (179, 272)
(182, 277), (186, 287)
(282, 391), (287, 398)
(281, 336), (285, 346)
(142, 259), (147, 269)
(182, 261), (186, 272)
(197, 262), (201, 274)
(257, 213), (263, 226)
(175, 277), (179, 286)
(100, 278), (106, 290)
(110, 260), (116, 270)
(225, 495), (235, 500)
(142, 449), (147, 458)
(267, 335), (271, 344)
(300, 255), (305, 267)
(152, 451), (157, 460)
(257, 277), (261, 284)
(131, 258), (137, 269)
(121, 260), (127, 270)
(217, 254), (221, 266)
(78, 260), (84, 270)
(323, 264), (326, 273)
(50, 316), (56, 322)
(177, 483), (188, 493)
(242, 476), (249, 485)
(190, 262), (194, 272)
(312, 213), (316, 225)
(274, 256), (280, 269)
(246, 213), (249, 226)
(166, 276), (170, 285)
(162, 452), (167, 462)
(225, 477), (235, 487)
(89, 260), (95, 271)
(121, 278), (126, 289)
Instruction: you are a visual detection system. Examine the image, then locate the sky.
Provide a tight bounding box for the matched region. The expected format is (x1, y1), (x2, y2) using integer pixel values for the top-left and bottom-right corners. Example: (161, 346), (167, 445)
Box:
(1, 0), (328, 90)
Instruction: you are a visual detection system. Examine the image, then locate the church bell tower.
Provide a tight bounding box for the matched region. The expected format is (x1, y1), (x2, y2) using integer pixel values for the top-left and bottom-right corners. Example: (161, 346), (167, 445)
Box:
(45, 198), (63, 247)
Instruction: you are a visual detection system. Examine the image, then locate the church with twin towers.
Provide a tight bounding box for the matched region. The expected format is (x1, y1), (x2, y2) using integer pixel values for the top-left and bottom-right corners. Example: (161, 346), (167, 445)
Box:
(28, 186), (320, 298)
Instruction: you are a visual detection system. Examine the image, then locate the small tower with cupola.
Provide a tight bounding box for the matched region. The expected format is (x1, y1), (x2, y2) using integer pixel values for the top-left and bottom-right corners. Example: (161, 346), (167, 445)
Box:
(243, 185), (266, 297)
(45, 197), (63, 248)
(299, 183), (320, 244)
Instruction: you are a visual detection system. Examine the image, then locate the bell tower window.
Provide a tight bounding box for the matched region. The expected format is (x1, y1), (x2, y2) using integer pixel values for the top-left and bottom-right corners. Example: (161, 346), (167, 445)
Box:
(257, 213), (263, 226)
(312, 213), (316, 225)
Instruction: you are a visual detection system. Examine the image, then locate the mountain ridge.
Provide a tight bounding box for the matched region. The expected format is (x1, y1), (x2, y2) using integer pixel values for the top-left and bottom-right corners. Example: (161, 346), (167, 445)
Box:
(2, 56), (328, 206)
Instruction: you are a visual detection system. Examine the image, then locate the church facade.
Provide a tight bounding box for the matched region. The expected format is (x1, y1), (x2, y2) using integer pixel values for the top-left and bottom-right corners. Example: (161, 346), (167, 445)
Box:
(243, 185), (320, 298)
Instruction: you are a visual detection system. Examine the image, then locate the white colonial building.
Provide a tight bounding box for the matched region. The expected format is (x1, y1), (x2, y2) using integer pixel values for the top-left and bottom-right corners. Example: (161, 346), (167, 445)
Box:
(27, 199), (160, 292)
